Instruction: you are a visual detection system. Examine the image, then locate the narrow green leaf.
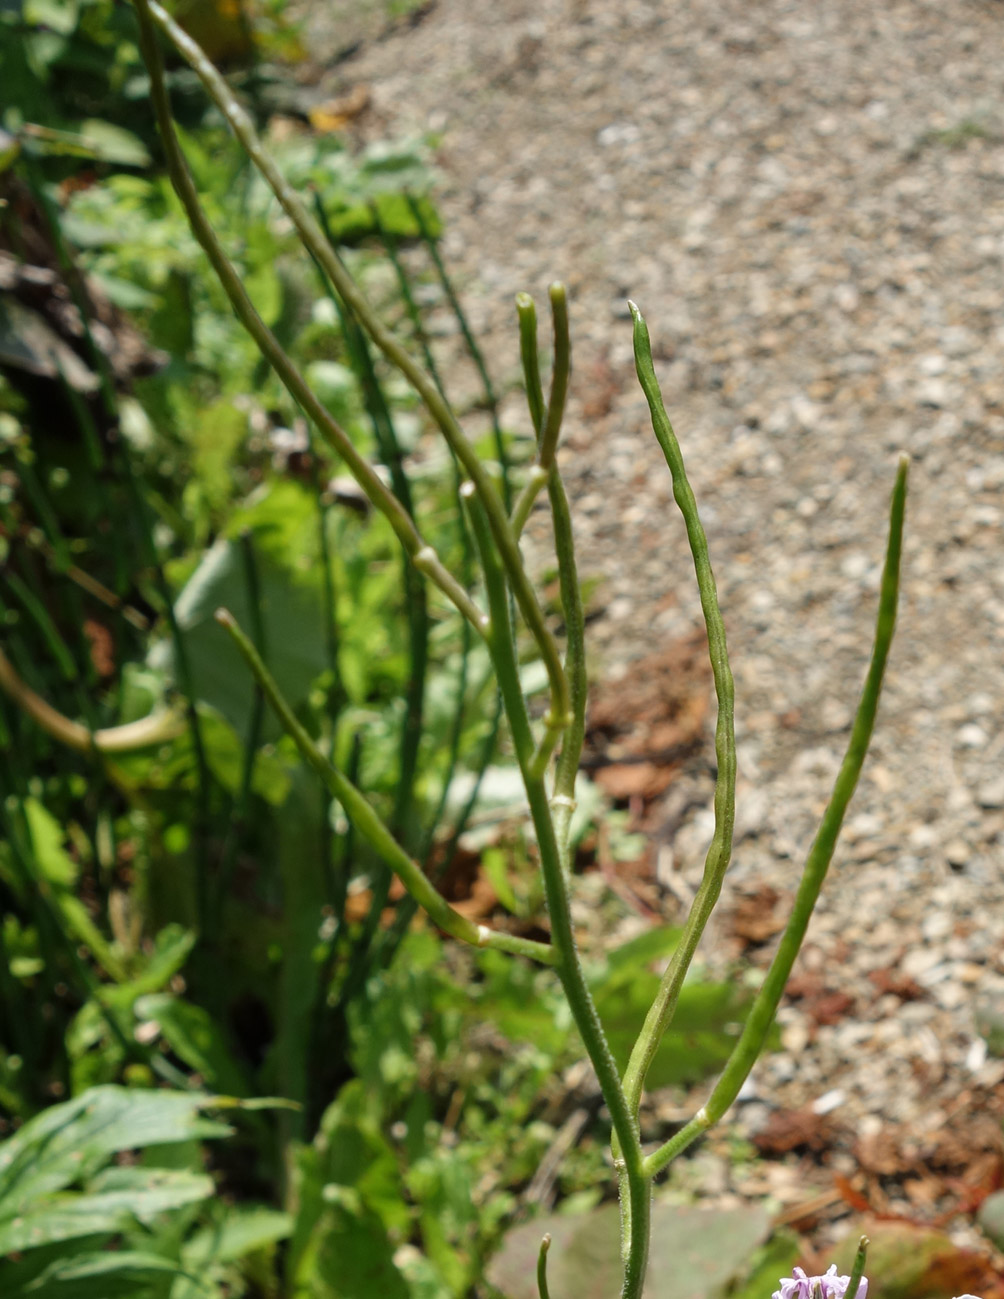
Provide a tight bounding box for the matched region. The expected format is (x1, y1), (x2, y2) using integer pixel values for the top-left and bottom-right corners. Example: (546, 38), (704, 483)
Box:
(0, 1087), (231, 1211)
(0, 1169), (212, 1253)
(183, 1205), (293, 1266)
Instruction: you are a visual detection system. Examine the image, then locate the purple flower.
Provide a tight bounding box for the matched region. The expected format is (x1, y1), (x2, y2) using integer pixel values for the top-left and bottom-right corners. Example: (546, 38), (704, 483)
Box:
(773, 1265), (868, 1299)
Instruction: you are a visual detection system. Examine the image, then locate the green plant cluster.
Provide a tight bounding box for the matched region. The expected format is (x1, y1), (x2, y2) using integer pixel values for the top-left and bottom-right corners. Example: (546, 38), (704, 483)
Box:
(0, 5), (909, 1298)
(0, 7), (762, 1296)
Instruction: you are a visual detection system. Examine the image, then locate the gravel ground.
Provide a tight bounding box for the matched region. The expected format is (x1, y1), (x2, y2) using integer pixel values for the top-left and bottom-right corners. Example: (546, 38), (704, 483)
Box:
(307, 0), (1004, 1244)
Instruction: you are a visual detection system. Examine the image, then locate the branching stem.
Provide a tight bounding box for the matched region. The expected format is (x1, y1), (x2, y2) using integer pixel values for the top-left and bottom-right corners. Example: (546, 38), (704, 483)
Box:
(620, 305), (737, 1117)
(461, 483), (649, 1299)
(216, 608), (558, 968)
(142, 0), (569, 744)
(643, 456), (908, 1179)
(0, 647), (184, 753)
(131, 0), (484, 636)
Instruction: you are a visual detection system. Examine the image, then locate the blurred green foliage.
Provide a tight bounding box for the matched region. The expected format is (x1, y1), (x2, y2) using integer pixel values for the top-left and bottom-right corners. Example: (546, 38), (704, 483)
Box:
(0, 6), (762, 1295)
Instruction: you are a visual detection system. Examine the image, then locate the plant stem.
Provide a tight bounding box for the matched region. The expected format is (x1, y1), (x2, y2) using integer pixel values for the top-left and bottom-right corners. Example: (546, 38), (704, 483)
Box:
(510, 285), (571, 536)
(517, 294), (546, 440)
(547, 467), (587, 865)
(847, 1235), (869, 1299)
(216, 608), (558, 968)
(462, 483), (650, 1299)
(537, 1234), (552, 1299)
(0, 646), (184, 753)
(311, 195), (429, 850)
(144, 0), (569, 742)
(620, 304), (737, 1117)
(131, 0), (485, 637)
(643, 456), (908, 1179)
(540, 285), (571, 472)
(513, 292), (586, 858)
(405, 191), (512, 509)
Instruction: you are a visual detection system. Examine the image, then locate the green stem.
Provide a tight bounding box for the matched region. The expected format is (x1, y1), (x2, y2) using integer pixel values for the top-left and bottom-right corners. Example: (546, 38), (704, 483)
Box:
(0, 645), (184, 754)
(131, 0), (485, 637)
(540, 284), (571, 472)
(510, 285), (571, 535)
(374, 206), (449, 401)
(461, 483), (649, 1299)
(847, 1235), (869, 1299)
(405, 191), (512, 509)
(144, 0), (569, 740)
(517, 293), (546, 438)
(643, 457), (908, 1179)
(309, 215), (429, 850)
(620, 304), (737, 1117)
(537, 1234), (552, 1299)
(548, 467), (587, 864)
(215, 608), (558, 968)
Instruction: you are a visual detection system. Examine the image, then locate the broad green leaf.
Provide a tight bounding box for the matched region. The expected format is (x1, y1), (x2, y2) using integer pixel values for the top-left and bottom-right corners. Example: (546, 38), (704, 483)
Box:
(601, 925), (682, 982)
(22, 1249), (198, 1296)
(183, 1204), (293, 1266)
(321, 192), (441, 246)
(0, 1087), (232, 1212)
(148, 536), (328, 738)
(54, 894), (125, 983)
(77, 119), (150, 166)
(591, 946), (755, 1089)
(129, 924), (198, 997)
(0, 1201), (123, 1255)
(480, 847), (519, 914)
(196, 708), (292, 806)
(0, 1169), (212, 1253)
(271, 770), (329, 1137)
(22, 798), (77, 887)
(85, 1165), (213, 1222)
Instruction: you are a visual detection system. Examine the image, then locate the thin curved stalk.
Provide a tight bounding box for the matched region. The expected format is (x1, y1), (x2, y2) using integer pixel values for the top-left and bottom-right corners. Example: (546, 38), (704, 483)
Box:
(131, 0), (485, 638)
(547, 467), (587, 864)
(847, 1235), (870, 1299)
(372, 205), (487, 867)
(643, 456), (908, 1179)
(539, 286), (571, 472)
(513, 292), (587, 855)
(308, 210), (429, 850)
(405, 191), (512, 510)
(461, 482), (650, 1299)
(511, 285), (571, 537)
(620, 304), (736, 1116)
(537, 1234), (552, 1299)
(143, 0), (569, 744)
(216, 608), (558, 968)
(0, 646), (184, 753)
(517, 293), (546, 439)
(375, 206), (449, 401)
